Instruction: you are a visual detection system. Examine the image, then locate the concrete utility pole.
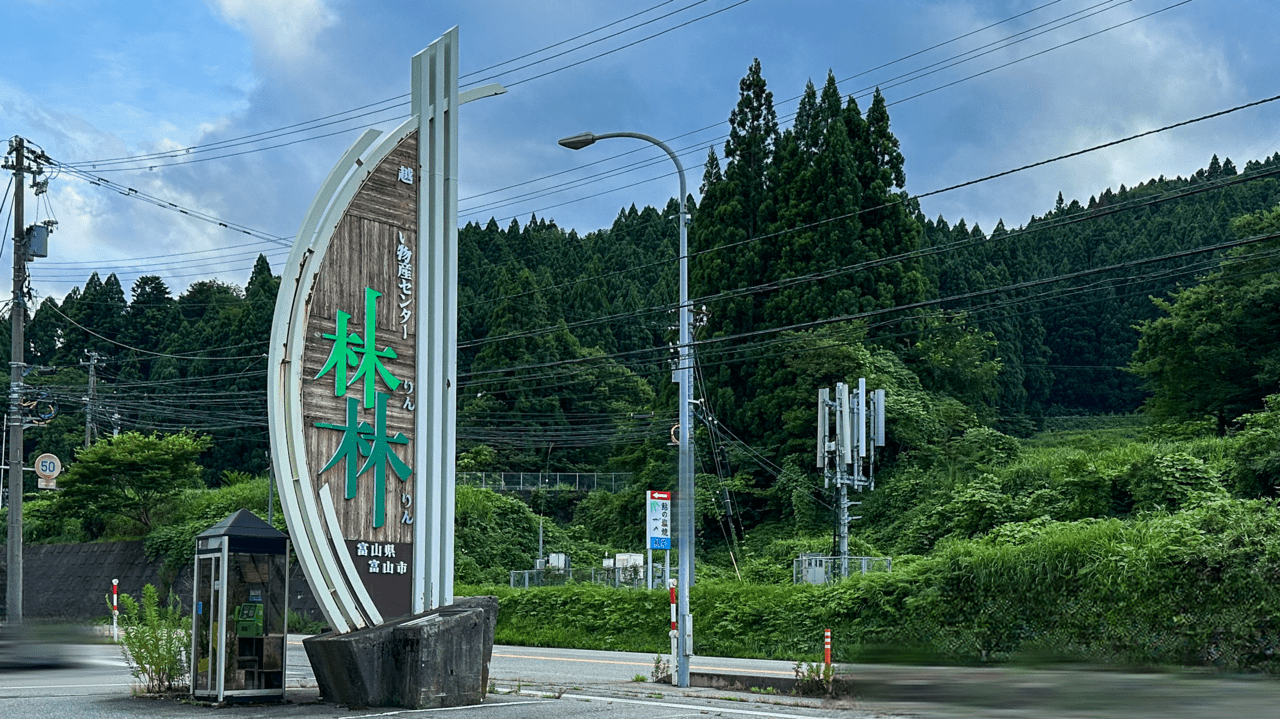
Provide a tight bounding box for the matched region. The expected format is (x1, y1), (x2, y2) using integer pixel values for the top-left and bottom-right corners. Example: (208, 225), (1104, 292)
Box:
(6, 137), (26, 624)
(83, 351), (99, 448)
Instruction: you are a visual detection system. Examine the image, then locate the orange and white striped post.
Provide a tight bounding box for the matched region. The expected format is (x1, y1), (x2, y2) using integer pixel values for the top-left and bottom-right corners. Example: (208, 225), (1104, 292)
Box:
(824, 628), (832, 665)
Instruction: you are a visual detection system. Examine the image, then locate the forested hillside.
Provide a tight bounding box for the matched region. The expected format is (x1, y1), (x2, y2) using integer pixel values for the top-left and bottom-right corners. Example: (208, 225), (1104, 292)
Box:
(3, 61), (1279, 500)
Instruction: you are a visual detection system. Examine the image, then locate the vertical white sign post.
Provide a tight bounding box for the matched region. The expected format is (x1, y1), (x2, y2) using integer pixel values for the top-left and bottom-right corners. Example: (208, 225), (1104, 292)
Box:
(647, 491), (671, 590)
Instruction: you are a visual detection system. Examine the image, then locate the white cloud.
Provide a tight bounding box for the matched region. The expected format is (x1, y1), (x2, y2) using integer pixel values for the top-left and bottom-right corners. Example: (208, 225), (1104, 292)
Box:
(210, 0), (336, 68)
(908, 1), (1247, 230)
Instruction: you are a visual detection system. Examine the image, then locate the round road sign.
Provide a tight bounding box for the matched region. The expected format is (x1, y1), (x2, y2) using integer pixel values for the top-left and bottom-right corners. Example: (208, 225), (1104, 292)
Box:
(35, 453), (61, 480)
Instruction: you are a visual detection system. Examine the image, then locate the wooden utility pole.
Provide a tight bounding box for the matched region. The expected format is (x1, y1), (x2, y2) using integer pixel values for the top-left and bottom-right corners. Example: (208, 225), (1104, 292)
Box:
(6, 137), (25, 624)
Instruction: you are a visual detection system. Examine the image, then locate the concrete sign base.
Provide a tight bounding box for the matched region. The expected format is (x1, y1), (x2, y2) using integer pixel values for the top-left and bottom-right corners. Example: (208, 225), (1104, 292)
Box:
(304, 596), (497, 708)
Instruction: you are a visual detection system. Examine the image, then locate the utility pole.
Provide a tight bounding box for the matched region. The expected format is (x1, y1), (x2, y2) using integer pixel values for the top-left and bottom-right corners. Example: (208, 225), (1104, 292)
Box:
(4, 136), (49, 625)
(83, 351), (99, 448)
(6, 137), (26, 625)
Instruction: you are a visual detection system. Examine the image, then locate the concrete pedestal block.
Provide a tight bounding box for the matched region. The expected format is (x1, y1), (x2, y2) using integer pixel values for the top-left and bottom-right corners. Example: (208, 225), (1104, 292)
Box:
(304, 596), (498, 709)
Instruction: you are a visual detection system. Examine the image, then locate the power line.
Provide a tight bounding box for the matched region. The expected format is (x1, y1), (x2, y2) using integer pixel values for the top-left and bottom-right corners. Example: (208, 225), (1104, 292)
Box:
(43, 302), (269, 361)
(458, 106), (1280, 348)
(61, 103), (410, 172)
(455, 0), (1099, 210)
(500, 0), (754, 89)
(52, 163), (291, 246)
(62, 1), (739, 173)
(465, 0), (716, 87)
(457, 0), (1170, 225)
(455, 228), (1280, 385)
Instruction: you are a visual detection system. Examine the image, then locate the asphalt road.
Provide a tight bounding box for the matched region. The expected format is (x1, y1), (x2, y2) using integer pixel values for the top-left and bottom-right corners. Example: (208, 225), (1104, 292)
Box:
(0, 638), (871, 719)
(7, 637), (1280, 718)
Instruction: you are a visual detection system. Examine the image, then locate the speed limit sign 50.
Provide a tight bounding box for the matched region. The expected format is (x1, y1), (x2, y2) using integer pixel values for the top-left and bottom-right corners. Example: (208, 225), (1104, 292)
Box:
(35, 452), (61, 489)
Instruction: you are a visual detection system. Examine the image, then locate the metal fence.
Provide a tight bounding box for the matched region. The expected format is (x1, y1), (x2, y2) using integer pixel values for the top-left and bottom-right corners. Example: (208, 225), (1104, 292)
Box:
(793, 555), (892, 585)
(458, 472), (632, 493)
(509, 565), (668, 589)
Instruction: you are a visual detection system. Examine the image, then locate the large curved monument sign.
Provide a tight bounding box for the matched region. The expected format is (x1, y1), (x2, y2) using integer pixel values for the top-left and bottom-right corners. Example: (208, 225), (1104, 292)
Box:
(268, 28), (503, 634)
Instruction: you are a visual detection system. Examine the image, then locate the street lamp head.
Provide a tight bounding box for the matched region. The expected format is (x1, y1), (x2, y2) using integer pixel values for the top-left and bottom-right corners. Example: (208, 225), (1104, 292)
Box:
(557, 132), (597, 150)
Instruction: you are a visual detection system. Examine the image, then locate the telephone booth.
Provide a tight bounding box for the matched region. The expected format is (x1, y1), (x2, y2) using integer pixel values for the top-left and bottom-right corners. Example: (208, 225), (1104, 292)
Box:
(191, 509), (289, 702)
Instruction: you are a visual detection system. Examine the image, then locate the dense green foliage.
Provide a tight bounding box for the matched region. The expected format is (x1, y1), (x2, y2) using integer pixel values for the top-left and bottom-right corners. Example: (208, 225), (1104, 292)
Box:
(56, 431), (211, 534)
(3, 257), (277, 485)
(1131, 205), (1280, 432)
(465, 495), (1280, 672)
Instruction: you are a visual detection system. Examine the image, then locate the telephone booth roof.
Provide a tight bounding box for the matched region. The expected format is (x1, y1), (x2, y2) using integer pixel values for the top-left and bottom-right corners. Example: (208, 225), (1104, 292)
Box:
(197, 509), (288, 554)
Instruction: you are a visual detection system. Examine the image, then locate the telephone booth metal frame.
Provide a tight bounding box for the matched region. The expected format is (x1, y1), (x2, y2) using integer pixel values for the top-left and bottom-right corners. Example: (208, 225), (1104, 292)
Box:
(191, 509), (290, 702)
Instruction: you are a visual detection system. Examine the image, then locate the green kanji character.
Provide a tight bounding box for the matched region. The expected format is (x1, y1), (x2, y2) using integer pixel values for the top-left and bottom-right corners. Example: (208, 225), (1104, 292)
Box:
(350, 287), (402, 408)
(314, 397), (371, 502)
(314, 310), (362, 397)
(357, 391), (412, 528)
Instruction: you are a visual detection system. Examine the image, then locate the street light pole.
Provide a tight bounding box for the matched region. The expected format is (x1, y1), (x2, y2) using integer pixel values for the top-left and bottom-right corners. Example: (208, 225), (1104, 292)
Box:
(558, 131), (694, 687)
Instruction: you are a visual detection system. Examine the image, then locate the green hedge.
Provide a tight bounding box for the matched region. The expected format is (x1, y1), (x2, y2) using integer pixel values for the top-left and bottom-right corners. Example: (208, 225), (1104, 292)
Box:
(463, 497), (1280, 672)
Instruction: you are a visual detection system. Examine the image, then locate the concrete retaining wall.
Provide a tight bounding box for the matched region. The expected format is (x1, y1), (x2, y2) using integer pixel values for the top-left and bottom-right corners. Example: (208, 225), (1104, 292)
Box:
(0, 541), (322, 623)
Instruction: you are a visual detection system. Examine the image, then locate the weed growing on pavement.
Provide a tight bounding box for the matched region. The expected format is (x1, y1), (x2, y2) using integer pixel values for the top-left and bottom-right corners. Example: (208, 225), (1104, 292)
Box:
(650, 654), (671, 682)
(792, 660), (835, 696)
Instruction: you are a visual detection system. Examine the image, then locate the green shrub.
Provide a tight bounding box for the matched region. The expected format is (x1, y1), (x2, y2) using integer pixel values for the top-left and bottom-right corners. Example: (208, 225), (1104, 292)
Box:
(288, 610), (328, 635)
(1226, 395), (1280, 497)
(472, 498), (1280, 672)
(113, 584), (190, 692)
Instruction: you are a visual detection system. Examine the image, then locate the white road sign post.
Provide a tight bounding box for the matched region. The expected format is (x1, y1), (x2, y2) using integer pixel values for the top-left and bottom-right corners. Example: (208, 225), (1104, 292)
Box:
(647, 490), (671, 590)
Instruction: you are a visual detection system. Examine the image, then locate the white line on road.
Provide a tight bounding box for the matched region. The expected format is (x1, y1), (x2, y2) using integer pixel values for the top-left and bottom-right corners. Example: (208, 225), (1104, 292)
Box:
(492, 652), (793, 677)
(0, 682), (133, 690)
(548, 691), (827, 719)
(346, 698), (550, 717)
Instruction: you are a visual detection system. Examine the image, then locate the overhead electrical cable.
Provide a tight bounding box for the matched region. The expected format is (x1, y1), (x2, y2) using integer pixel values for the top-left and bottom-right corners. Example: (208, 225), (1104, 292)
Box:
(465, 0), (716, 86)
(64, 0), (740, 172)
(461, 0), (682, 79)
(53, 164), (291, 246)
(61, 103), (409, 171)
(458, 0), (1164, 225)
(458, 0), (1079, 210)
(458, 95), (1280, 328)
(44, 302), (269, 361)
(886, 0), (1194, 107)
(456, 229), (1280, 384)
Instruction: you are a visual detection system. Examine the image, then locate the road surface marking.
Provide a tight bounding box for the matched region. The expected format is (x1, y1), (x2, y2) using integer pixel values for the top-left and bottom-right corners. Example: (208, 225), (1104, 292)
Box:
(541, 690), (827, 718)
(0, 682), (133, 690)
(347, 698), (549, 717)
(493, 652), (792, 676)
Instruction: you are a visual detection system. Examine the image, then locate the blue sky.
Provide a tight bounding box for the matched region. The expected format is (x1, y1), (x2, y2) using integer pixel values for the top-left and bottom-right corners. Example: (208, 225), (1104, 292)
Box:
(3, 0), (1278, 299)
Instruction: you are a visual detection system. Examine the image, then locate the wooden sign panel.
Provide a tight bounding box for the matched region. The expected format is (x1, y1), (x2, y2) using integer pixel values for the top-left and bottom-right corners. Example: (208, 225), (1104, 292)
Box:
(299, 133), (418, 620)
